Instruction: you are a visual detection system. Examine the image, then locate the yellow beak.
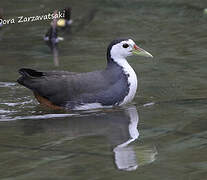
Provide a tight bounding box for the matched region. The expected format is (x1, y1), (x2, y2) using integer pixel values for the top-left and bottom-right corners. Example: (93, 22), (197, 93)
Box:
(132, 44), (153, 58)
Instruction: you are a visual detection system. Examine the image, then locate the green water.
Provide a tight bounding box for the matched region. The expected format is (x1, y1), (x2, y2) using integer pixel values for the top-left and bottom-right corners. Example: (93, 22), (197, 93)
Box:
(0, 0), (207, 179)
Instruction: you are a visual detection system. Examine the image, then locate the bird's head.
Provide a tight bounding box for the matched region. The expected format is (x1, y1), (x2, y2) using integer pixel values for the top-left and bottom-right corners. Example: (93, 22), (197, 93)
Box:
(107, 38), (153, 63)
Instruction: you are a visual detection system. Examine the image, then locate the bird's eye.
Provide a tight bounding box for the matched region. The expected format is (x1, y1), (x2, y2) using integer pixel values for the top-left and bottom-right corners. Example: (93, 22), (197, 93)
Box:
(122, 43), (129, 48)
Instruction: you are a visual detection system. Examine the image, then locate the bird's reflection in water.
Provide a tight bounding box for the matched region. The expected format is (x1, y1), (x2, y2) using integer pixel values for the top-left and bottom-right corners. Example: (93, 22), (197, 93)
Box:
(22, 105), (157, 171)
(44, 24), (61, 66)
(113, 106), (139, 171)
(113, 106), (157, 171)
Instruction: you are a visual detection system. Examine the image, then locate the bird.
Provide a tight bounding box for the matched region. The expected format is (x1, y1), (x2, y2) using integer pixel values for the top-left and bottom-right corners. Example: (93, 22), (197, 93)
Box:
(44, 10), (64, 47)
(17, 38), (153, 110)
(44, 10), (64, 66)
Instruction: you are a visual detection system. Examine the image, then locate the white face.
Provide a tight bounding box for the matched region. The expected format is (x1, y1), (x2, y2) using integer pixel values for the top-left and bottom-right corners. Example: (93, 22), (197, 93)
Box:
(110, 39), (136, 60)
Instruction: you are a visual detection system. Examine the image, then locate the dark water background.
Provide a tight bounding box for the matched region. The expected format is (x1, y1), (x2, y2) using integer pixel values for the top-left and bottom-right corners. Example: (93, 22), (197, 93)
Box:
(0, 0), (207, 179)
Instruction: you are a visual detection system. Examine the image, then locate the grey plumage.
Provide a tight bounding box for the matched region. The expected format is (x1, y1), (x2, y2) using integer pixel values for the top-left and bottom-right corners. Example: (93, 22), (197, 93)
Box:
(17, 62), (129, 109)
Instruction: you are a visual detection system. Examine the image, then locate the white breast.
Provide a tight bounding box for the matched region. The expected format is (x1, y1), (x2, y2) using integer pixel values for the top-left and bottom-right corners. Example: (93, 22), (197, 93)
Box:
(116, 59), (138, 106)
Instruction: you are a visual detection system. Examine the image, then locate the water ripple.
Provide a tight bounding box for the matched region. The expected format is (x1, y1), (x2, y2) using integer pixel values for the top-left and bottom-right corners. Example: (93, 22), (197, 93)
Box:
(0, 82), (16, 87)
(0, 113), (79, 122)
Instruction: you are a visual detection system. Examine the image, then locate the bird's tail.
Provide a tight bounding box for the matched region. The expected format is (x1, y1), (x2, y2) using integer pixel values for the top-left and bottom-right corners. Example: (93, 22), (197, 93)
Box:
(17, 68), (44, 86)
